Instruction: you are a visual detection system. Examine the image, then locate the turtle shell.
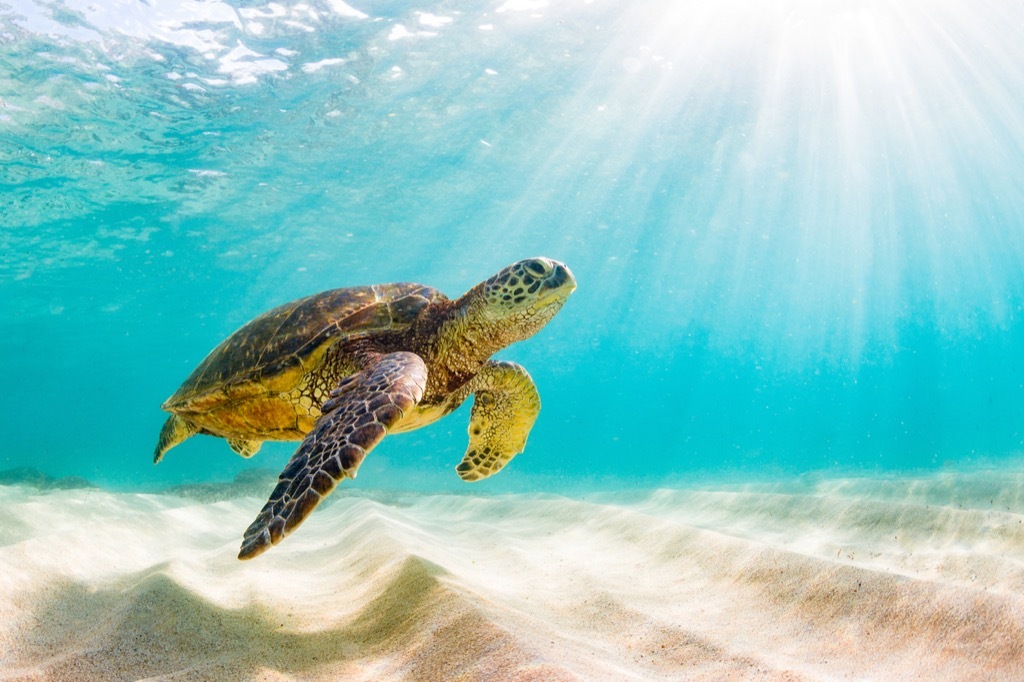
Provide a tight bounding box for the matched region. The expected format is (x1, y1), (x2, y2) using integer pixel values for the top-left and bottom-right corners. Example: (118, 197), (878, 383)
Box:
(163, 282), (446, 411)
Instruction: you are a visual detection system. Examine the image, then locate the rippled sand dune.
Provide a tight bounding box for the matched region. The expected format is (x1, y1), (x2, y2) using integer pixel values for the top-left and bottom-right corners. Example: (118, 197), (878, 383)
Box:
(1, 472), (1022, 681)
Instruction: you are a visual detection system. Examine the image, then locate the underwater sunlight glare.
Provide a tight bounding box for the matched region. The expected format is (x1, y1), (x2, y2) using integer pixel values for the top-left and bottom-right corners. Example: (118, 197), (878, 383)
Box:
(520, 0), (1024, 366)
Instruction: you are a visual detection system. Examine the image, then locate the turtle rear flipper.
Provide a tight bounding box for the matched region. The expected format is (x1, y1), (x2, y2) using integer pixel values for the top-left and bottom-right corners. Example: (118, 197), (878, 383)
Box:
(153, 414), (200, 464)
(227, 438), (262, 458)
(237, 351), (428, 560)
(456, 361), (540, 482)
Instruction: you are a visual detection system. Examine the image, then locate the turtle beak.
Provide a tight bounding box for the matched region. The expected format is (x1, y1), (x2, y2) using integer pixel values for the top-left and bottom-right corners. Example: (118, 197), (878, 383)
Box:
(547, 262), (576, 294)
(536, 260), (576, 307)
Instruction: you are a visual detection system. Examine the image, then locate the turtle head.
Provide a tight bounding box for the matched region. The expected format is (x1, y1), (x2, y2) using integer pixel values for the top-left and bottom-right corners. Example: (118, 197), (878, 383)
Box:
(459, 257), (576, 346)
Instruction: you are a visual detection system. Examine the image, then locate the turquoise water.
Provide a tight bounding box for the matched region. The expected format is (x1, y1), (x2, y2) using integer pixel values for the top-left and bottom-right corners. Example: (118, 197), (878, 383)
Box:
(2, 0), (1023, 491)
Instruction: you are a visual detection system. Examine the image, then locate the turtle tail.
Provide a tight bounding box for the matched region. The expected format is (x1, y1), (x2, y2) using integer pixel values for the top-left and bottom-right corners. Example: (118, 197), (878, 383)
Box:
(154, 414), (199, 464)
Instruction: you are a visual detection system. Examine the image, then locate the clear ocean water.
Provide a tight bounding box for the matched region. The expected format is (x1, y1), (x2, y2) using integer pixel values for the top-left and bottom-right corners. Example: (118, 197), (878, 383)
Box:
(3, 0), (1023, 493)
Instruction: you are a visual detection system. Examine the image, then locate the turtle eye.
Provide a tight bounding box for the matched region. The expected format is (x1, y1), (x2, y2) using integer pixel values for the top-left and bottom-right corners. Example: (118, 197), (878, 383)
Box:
(525, 259), (550, 276)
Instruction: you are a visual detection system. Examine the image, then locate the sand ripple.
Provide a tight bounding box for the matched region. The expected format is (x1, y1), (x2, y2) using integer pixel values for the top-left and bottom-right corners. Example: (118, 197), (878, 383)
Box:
(1, 472), (1022, 680)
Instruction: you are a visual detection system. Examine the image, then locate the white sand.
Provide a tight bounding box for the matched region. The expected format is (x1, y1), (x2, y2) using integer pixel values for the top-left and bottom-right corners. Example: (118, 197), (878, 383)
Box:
(1, 472), (1022, 681)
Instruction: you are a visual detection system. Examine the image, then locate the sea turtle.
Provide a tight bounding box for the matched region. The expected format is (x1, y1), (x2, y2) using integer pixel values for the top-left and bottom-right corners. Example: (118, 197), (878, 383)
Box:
(154, 257), (576, 559)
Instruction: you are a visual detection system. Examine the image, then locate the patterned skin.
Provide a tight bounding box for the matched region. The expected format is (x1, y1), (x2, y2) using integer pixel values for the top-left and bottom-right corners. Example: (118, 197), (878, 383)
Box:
(153, 258), (576, 559)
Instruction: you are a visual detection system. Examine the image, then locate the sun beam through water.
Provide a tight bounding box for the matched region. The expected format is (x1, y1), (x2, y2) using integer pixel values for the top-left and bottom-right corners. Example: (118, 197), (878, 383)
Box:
(487, 0), (1024, 368)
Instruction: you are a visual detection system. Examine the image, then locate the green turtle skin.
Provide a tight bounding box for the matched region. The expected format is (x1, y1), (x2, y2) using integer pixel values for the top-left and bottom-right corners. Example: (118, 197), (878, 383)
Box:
(154, 257), (576, 559)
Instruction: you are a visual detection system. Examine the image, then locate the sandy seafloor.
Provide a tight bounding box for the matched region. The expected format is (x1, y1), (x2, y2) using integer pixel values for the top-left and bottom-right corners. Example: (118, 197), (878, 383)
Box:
(1, 470), (1022, 681)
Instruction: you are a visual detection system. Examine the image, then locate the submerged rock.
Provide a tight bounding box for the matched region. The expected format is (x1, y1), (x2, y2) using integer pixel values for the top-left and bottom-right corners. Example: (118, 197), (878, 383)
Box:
(0, 467), (96, 490)
(162, 468), (281, 502)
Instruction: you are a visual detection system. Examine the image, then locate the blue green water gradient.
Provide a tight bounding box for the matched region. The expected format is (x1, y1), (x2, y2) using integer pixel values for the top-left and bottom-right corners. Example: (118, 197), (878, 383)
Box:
(2, 0), (1023, 490)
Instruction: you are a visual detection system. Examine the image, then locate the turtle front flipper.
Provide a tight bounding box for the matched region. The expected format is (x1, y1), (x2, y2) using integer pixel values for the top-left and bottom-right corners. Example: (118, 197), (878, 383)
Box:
(237, 351), (427, 560)
(456, 361), (540, 482)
